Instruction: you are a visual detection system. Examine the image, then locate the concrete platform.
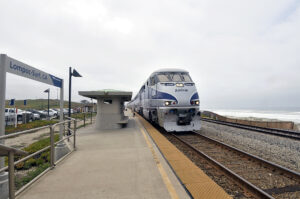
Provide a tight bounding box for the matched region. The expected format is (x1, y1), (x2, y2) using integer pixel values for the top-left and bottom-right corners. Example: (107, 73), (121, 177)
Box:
(17, 117), (190, 199)
(138, 115), (232, 199)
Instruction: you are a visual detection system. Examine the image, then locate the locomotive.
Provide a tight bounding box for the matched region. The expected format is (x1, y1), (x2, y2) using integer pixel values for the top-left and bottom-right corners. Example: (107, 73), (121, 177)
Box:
(127, 68), (201, 132)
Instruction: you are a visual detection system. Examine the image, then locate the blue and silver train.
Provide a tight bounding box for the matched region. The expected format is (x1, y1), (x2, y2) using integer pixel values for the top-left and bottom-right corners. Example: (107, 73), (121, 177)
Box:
(127, 68), (201, 132)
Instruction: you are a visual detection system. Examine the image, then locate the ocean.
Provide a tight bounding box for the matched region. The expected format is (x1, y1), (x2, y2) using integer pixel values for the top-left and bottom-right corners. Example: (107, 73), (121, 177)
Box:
(207, 109), (300, 124)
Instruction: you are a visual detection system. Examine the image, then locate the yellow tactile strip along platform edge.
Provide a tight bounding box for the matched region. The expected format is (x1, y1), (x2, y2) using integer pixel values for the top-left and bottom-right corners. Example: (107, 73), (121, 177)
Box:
(137, 115), (232, 199)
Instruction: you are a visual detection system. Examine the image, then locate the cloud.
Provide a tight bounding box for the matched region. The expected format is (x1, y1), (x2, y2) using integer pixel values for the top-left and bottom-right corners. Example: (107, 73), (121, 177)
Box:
(0, 0), (299, 110)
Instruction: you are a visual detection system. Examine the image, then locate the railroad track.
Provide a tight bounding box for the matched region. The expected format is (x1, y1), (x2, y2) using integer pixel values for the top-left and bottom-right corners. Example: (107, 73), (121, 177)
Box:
(171, 131), (300, 199)
(201, 118), (300, 140)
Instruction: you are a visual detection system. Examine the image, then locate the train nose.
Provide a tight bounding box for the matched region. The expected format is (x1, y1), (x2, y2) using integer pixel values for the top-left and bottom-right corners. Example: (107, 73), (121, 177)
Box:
(175, 90), (197, 106)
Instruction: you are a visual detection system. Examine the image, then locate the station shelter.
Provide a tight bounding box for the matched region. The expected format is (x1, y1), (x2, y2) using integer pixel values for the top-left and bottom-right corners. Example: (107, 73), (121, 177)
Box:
(79, 89), (132, 130)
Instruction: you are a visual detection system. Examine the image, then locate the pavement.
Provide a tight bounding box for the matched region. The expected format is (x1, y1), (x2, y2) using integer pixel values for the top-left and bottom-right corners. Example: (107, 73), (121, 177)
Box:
(17, 116), (190, 199)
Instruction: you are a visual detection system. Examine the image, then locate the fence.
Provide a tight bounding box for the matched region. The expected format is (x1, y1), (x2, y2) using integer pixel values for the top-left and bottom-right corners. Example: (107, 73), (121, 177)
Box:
(0, 117), (78, 199)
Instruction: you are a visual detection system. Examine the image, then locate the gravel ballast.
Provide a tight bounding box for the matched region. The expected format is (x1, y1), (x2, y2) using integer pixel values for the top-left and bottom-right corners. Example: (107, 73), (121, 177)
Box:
(199, 121), (300, 173)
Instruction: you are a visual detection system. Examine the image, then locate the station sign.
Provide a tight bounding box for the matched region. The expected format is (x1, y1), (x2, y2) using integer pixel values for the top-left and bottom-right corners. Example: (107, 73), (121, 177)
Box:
(6, 57), (62, 88)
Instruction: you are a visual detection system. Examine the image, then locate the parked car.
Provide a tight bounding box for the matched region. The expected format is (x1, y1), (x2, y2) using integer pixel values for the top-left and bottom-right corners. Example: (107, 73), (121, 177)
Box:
(63, 108), (69, 115)
(49, 109), (58, 116)
(5, 108), (16, 126)
(17, 109), (34, 122)
(28, 109), (46, 119)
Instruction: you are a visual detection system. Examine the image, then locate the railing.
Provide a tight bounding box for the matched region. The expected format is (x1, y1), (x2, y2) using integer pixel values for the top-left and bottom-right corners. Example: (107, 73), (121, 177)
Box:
(0, 117), (79, 198)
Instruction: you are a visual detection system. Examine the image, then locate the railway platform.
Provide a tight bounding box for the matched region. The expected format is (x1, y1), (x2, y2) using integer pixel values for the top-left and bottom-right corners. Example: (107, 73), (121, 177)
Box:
(17, 110), (231, 199)
(17, 113), (189, 199)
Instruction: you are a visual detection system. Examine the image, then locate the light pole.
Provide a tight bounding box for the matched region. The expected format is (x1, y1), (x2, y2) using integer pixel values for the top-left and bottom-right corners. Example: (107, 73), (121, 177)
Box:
(44, 89), (50, 118)
(68, 67), (82, 135)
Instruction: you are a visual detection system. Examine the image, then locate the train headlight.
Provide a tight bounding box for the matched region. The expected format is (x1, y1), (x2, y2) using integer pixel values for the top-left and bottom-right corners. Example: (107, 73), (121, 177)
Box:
(191, 100), (199, 105)
(176, 83), (184, 87)
(165, 101), (177, 106)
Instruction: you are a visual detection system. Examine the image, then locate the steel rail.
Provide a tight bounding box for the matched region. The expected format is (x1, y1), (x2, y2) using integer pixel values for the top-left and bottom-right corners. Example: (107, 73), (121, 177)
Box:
(201, 118), (300, 140)
(171, 132), (275, 199)
(193, 131), (300, 180)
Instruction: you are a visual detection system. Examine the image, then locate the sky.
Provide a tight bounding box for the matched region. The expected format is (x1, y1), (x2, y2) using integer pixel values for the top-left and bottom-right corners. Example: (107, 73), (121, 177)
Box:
(0, 0), (299, 110)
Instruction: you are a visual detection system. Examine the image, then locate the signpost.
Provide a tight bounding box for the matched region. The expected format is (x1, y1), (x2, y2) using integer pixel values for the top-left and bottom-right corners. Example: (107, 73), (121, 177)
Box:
(0, 54), (64, 198)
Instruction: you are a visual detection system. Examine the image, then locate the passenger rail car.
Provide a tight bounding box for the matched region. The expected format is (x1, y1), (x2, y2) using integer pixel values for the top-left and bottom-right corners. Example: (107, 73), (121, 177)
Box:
(127, 69), (201, 132)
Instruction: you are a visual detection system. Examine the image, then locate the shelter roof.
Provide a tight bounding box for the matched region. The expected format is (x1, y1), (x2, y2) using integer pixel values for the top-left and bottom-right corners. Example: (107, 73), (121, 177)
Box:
(79, 89), (132, 101)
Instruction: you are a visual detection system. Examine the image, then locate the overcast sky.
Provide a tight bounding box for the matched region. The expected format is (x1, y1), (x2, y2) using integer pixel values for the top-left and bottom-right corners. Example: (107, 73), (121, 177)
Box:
(0, 0), (299, 110)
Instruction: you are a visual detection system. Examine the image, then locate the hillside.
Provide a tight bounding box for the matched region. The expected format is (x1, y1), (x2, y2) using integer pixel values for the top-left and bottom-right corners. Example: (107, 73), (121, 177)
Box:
(5, 99), (82, 110)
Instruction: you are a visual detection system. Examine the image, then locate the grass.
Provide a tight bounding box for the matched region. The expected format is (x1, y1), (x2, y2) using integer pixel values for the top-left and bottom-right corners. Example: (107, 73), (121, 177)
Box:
(15, 163), (50, 190)
(23, 134), (59, 154)
(13, 134), (60, 190)
(5, 120), (58, 135)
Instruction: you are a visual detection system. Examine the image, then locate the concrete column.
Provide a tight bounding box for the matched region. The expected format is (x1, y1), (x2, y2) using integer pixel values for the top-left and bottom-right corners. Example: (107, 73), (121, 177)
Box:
(95, 97), (122, 130)
(0, 54), (9, 198)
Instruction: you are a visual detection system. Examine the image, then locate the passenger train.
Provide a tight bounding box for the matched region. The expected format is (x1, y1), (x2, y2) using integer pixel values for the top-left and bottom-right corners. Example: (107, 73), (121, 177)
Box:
(127, 69), (201, 132)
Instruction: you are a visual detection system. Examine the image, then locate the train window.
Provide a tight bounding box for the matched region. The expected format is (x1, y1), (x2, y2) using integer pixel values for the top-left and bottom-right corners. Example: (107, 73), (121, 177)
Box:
(156, 72), (193, 82)
(103, 99), (112, 104)
(171, 73), (181, 82)
(157, 74), (169, 82)
(181, 73), (192, 82)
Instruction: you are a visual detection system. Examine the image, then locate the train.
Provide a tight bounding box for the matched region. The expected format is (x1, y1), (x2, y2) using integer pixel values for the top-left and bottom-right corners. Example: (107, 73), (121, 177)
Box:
(127, 68), (201, 132)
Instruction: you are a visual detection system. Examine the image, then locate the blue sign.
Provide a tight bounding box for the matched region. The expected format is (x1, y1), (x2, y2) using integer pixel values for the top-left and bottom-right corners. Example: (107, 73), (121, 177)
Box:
(24, 100), (27, 106)
(9, 99), (15, 106)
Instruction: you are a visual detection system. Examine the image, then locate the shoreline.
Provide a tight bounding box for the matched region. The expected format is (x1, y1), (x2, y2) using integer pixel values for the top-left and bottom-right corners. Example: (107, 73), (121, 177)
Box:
(226, 115), (300, 132)
(203, 110), (300, 132)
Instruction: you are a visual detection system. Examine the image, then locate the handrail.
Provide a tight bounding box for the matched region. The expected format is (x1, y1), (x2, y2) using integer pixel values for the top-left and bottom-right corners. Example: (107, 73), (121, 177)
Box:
(0, 146), (51, 173)
(51, 118), (75, 128)
(0, 117), (81, 198)
(0, 144), (27, 199)
(0, 125), (51, 140)
(64, 116), (76, 121)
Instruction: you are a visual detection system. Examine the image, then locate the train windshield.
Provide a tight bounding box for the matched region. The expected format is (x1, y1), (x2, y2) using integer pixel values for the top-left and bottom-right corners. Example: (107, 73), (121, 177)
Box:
(156, 72), (192, 82)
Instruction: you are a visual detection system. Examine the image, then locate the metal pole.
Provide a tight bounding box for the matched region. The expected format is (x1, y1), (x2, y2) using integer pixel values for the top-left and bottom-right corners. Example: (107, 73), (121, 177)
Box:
(0, 54), (7, 170)
(73, 120), (77, 150)
(50, 126), (55, 168)
(24, 102), (26, 124)
(84, 113), (85, 127)
(47, 91), (50, 118)
(90, 98), (92, 124)
(59, 80), (64, 140)
(68, 67), (72, 135)
(8, 151), (15, 199)
(14, 103), (17, 128)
